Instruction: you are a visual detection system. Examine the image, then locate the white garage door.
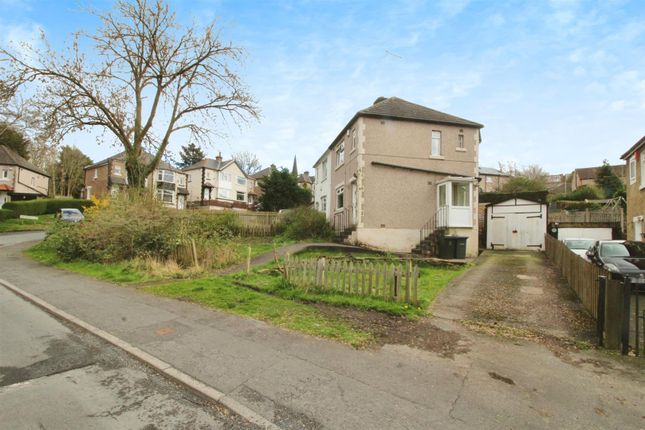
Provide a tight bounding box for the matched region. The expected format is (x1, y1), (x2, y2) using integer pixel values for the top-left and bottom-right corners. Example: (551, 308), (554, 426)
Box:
(486, 199), (547, 250)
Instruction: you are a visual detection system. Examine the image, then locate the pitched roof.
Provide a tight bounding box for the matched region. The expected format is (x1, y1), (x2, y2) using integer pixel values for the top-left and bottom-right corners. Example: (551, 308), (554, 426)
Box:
(358, 97), (483, 128)
(183, 158), (233, 172)
(251, 165), (273, 179)
(478, 166), (508, 177)
(620, 136), (645, 160)
(86, 151), (177, 171)
(574, 164), (626, 181)
(0, 145), (49, 177)
(317, 96), (484, 165)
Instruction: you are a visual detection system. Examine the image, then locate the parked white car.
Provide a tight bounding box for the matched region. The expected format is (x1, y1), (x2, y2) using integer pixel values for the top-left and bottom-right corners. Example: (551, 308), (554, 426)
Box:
(561, 238), (595, 260)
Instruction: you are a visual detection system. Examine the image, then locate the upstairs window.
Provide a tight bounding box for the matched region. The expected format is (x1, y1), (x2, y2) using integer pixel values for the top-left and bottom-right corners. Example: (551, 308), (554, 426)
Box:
(321, 196), (327, 212)
(219, 172), (231, 183)
(336, 143), (345, 167)
(351, 129), (357, 151)
(630, 156), (637, 184)
(93, 169), (98, 180)
(178, 175), (186, 187)
(113, 166), (122, 176)
(431, 131), (442, 156)
(458, 134), (464, 149)
(157, 170), (175, 183)
(321, 158), (328, 180)
(237, 176), (246, 186)
(1, 170), (8, 179)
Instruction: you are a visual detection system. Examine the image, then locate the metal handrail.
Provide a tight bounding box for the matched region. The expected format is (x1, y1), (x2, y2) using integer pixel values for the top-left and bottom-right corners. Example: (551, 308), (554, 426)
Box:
(333, 207), (354, 234)
(419, 206), (448, 243)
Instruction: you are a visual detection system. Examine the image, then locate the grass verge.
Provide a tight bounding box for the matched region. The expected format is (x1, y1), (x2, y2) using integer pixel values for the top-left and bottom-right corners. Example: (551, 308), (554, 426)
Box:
(143, 277), (373, 347)
(25, 243), (158, 284)
(0, 214), (56, 233)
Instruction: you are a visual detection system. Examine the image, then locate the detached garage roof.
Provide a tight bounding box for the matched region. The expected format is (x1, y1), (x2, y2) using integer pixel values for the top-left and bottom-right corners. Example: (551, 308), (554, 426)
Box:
(480, 191), (549, 205)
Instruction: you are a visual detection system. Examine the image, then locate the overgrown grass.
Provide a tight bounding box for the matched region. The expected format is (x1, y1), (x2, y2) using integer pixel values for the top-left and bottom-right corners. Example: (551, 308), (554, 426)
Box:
(143, 277), (372, 346)
(234, 237), (296, 259)
(26, 243), (159, 284)
(0, 214), (55, 233)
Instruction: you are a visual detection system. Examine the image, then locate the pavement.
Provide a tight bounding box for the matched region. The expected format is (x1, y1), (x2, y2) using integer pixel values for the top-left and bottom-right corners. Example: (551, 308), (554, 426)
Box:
(0, 278), (256, 429)
(1, 233), (644, 429)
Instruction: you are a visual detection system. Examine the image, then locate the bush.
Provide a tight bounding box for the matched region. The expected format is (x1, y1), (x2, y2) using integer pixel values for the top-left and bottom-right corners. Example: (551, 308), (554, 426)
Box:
(279, 206), (334, 240)
(0, 208), (16, 221)
(3, 198), (93, 216)
(3, 199), (48, 216)
(551, 186), (601, 202)
(43, 193), (242, 266)
(45, 198), (94, 214)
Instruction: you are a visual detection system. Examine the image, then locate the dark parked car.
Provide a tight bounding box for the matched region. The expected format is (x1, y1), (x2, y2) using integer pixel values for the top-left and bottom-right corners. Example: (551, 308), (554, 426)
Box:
(586, 240), (645, 279)
(56, 208), (85, 223)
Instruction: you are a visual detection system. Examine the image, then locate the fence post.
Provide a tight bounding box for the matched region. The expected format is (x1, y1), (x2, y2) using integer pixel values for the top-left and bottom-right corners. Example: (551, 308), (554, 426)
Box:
(621, 277), (632, 355)
(246, 246), (252, 274)
(597, 276), (606, 347)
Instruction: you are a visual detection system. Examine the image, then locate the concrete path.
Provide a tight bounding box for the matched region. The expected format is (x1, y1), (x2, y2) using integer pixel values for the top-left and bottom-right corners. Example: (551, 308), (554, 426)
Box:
(0, 282), (254, 429)
(1, 238), (644, 429)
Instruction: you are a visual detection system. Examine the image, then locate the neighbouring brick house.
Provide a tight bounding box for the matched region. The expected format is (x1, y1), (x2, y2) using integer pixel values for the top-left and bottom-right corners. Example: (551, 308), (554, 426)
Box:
(313, 96), (483, 257)
(620, 136), (645, 241)
(83, 152), (188, 209)
(0, 145), (50, 207)
(571, 164), (625, 191)
(478, 166), (510, 192)
(183, 153), (257, 210)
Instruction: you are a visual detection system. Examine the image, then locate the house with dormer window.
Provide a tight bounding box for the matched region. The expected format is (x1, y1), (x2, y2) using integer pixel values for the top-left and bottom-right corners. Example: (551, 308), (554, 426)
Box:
(313, 96), (483, 257)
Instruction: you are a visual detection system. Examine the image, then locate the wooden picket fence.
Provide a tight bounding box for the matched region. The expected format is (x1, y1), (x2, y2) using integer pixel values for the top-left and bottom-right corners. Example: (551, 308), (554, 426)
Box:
(544, 234), (611, 319)
(284, 255), (420, 304)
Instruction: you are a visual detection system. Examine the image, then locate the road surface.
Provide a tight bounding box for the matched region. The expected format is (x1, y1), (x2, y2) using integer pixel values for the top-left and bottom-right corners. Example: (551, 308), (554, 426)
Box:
(0, 282), (256, 429)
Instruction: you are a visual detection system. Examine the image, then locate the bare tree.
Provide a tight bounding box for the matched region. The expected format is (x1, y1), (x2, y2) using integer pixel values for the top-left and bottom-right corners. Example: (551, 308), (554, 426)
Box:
(233, 151), (262, 175)
(0, 0), (258, 188)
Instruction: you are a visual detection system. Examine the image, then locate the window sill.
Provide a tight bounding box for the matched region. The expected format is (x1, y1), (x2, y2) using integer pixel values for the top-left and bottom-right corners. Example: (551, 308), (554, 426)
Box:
(429, 155), (445, 160)
(455, 148), (467, 152)
(335, 208), (345, 213)
(335, 163), (344, 171)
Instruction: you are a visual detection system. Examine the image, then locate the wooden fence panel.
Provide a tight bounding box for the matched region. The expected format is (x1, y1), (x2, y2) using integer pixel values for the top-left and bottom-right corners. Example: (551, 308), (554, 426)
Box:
(544, 234), (610, 319)
(284, 256), (420, 305)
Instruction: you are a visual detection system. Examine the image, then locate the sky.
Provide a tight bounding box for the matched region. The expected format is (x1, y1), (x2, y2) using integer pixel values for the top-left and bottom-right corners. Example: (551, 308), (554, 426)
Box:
(1, 0), (645, 175)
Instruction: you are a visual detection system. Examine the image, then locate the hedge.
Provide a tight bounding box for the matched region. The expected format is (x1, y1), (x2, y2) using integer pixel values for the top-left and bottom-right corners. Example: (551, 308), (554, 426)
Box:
(0, 208), (16, 221)
(3, 198), (94, 216)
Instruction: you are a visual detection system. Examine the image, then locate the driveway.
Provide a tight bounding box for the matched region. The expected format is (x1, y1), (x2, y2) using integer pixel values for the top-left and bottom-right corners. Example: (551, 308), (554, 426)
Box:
(1, 240), (644, 429)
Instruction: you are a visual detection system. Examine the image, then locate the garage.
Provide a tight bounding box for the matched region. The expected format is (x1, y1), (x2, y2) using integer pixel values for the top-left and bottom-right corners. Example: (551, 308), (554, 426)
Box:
(485, 197), (547, 250)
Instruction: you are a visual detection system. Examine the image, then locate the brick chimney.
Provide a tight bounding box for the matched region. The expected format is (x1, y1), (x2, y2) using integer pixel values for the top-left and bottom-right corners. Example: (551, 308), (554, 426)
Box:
(215, 152), (222, 162)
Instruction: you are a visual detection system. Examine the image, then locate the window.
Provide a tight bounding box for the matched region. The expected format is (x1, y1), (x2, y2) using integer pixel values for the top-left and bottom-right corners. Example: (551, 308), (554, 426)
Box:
(113, 166), (122, 176)
(336, 186), (344, 209)
(1, 170), (8, 179)
(178, 175), (186, 187)
(486, 176), (493, 184)
(321, 196), (327, 212)
(641, 151), (645, 188)
(351, 129), (357, 151)
(431, 131), (442, 156)
(438, 184), (447, 207)
(157, 170), (175, 183)
(630, 156), (637, 184)
(219, 172), (231, 183)
(452, 182), (470, 206)
(458, 134), (464, 149)
(237, 176), (246, 186)
(336, 143), (345, 167)
(321, 158), (328, 180)
(31, 177), (35, 187)
(218, 188), (230, 199)
(93, 169), (98, 180)
(156, 189), (175, 203)
(236, 191), (245, 201)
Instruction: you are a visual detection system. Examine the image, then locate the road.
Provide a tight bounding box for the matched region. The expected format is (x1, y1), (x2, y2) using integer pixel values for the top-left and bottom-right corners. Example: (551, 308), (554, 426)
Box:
(0, 240), (256, 429)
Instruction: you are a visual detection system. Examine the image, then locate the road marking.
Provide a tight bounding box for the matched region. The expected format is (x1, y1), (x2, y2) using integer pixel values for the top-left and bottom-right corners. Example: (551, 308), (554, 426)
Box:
(0, 278), (282, 430)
